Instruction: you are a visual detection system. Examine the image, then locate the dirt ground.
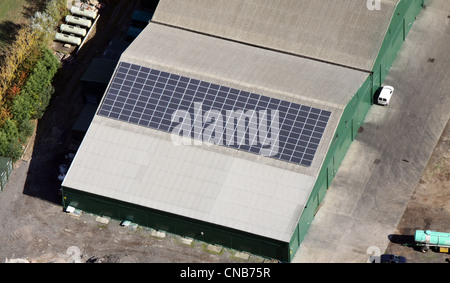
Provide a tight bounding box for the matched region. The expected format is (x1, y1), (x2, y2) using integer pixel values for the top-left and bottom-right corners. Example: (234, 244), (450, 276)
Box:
(385, 120), (450, 263)
(0, 0), (448, 263)
(0, 0), (268, 264)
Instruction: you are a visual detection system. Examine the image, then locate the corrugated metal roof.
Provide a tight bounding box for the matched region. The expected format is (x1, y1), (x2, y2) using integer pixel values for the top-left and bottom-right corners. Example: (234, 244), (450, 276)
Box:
(152, 0), (399, 71)
(115, 23), (369, 175)
(124, 23), (368, 111)
(63, 116), (315, 241)
(63, 4), (377, 242)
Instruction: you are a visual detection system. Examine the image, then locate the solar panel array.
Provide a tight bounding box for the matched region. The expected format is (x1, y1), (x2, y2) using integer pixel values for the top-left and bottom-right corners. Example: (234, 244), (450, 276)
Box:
(97, 62), (331, 167)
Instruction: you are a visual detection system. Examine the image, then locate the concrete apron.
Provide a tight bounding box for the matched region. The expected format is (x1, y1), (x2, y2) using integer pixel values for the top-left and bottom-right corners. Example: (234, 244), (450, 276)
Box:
(293, 0), (450, 263)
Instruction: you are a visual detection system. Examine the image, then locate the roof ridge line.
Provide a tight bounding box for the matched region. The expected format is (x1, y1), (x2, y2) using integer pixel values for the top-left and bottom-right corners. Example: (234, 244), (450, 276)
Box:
(150, 20), (374, 75)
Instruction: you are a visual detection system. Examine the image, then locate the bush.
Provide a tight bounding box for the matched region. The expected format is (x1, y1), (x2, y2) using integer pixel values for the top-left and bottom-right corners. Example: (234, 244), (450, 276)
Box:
(1, 0), (66, 103)
(11, 47), (60, 122)
(17, 118), (35, 143)
(10, 92), (33, 124)
(31, 0), (68, 46)
(3, 46), (60, 160)
(33, 85), (55, 120)
(0, 27), (39, 102)
(0, 0), (65, 161)
(30, 12), (56, 47)
(0, 119), (22, 161)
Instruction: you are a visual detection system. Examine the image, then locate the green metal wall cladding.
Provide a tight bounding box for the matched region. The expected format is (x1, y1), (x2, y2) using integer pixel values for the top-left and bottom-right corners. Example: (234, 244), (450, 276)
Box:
(289, 0), (425, 261)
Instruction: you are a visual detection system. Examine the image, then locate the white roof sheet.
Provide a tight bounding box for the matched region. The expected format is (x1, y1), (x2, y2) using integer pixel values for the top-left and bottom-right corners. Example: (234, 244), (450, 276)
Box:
(153, 0), (399, 71)
(63, 116), (315, 241)
(123, 23), (368, 110)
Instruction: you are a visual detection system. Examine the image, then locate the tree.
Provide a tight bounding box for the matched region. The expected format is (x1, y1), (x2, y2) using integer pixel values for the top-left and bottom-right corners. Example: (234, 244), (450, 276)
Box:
(30, 12), (56, 47)
(0, 27), (39, 103)
(0, 0), (67, 103)
(0, 0), (66, 160)
(0, 118), (22, 161)
(11, 47), (60, 122)
(0, 106), (11, 128)
(10, 92), (32, 125)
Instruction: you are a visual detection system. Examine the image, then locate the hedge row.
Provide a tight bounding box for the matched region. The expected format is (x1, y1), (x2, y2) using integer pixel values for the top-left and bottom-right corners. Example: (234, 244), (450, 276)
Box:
(0, 0), (66, 161)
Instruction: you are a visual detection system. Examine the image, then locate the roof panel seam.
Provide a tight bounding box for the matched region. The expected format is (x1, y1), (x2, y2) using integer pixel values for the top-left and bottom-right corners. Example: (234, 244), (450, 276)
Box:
(150, 20), (374, 75)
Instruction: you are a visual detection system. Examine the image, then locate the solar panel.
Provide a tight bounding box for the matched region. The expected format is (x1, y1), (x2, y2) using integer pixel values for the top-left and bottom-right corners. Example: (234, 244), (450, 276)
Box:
(98, 62), (331, 167)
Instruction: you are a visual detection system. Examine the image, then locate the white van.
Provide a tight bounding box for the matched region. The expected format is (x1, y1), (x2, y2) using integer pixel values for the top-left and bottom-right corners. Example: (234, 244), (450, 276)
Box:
(378, 85), (394, 106)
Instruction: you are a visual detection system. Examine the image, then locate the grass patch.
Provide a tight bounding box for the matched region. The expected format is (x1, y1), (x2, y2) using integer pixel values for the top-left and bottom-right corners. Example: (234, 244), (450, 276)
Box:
(0, 0), (34, 51)
(0, 0), (28, 22)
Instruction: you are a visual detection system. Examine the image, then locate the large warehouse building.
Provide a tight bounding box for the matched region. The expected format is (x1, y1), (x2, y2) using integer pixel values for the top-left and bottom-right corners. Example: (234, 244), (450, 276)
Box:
(62, 0), (424, 262)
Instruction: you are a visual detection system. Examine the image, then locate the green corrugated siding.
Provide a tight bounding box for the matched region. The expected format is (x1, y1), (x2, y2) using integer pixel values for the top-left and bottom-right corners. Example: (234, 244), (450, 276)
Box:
(62, 187), (290, 262)
(0, 157), (12, 191)
(0, 157), (12, 175)
(290, 75), (373, 260)
(372, 0), (424, 90)
(289, 0), (424, 262)
(1, 172), (7, 191)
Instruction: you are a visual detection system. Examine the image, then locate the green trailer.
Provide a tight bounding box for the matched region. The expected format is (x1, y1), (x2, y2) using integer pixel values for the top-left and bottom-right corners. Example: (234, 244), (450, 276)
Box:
(414, 230), (450, 253)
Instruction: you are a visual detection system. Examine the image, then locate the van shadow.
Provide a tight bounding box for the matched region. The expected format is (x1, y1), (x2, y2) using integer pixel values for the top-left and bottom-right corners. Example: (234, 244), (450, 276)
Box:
(373, 87), (383, 106)
(388, 234), (425, 252)
(388, 234), (415, 245)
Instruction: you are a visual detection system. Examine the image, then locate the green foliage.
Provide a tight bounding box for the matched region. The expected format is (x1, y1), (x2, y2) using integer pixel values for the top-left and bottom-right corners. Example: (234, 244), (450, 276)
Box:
(45, 0), (60, 22)
(47, 0), (68, 20)
(33, 85), (55, 120)
(10, 92), (32, 123)
(30, 0), (68, 46)
(0, 118), (22, 161)
(0, 0), (65, 161)
(4, 46), (60, 161)
(30, 11), (56, 46)
(11, 47), (60, 122)
(17, 118), (34, 143)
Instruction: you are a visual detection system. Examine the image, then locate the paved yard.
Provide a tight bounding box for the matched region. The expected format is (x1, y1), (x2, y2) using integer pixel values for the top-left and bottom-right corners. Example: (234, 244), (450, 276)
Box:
(293, 0), (450, 263)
